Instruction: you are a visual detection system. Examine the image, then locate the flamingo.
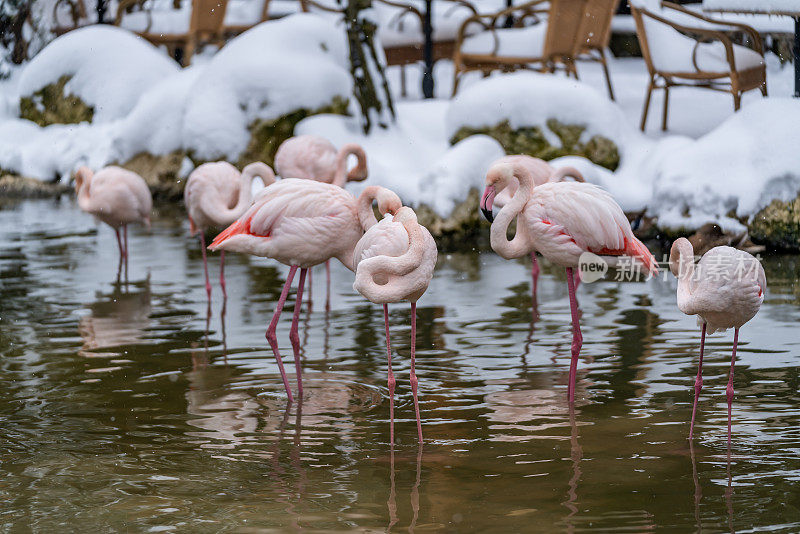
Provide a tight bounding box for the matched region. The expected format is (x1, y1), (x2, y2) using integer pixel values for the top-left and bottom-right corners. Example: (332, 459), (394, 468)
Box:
(74, 166), (152, 278)
(353, 206), (437, 444)
(184, 161), (276, 299)
(209, 181), (401, 403)
(479, 160), (658, 404)
(669, 237), (766, 445)
(274, 135), (369, 309)
(492, 155), (585, 295)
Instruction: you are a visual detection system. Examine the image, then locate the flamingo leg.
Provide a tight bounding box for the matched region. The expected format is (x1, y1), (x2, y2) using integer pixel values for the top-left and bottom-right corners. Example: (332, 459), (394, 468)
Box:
(410, 302), (423, 443)
(114, 228), (124, 259)
(325, 259), (331, 312)
(566, 267), (582, 404)
(383, 303), (395, 444)
(267, 265), (298, 403)
(689, 322), (707, 440)
(307, 267), (313, 313)
(123, 225), (129, 283)
(531, 253), (540, 297)
(289, 267), (307, 400)
(726, 328), (739, 450)
(199, 232), (212, 300)
(220, 250), (227, 299)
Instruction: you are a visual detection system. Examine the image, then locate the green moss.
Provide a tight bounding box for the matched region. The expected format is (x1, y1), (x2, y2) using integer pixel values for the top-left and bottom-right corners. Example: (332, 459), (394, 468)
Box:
(19, 75), (94, 126)
(749, 196), (800, 251)
(236, 96), (350, 168)
(117, 151), (187, 202)
(449, 119), (620, 171)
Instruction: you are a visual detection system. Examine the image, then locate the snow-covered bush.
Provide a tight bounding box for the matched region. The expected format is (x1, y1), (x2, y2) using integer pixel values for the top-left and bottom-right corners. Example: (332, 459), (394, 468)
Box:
(17, 25), (177, 125)
(446, 72), (637, 170)
(182, 14), (353, 164)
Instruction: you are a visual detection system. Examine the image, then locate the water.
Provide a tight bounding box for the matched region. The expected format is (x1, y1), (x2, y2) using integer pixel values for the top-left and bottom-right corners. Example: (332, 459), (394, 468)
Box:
(1, 197), (799, 532)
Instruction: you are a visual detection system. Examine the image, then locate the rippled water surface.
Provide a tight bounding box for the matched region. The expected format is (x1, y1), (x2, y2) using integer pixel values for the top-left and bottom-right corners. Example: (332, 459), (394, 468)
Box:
(1, 197), (799, 532)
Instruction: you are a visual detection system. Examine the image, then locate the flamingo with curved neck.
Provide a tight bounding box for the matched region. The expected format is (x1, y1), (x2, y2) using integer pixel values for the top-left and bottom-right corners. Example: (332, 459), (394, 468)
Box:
(480, 160), (658, 404)
(184, 161), (276, 299)
(208, 180), (400, 403)
(353, 206), (437, 443)
(491, 155), (585, 296)
(669, 237), (766, 445)
(74, 165), (152, 280)
(275, 135), (370, 308)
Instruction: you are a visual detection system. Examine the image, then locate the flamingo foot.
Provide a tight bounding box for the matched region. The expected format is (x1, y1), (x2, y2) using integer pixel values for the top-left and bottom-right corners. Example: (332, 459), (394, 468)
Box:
(689, 323), (707, 440)
(410, 302), (423, 444)
(566, 267), (582, 404)
(384, 304), (395, 445)
(290, 267), (307, 400)
(726, 328), (739, 451)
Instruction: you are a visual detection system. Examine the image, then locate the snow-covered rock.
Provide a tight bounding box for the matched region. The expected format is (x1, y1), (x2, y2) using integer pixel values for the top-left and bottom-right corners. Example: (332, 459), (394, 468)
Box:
(17, 25), (178, 123)
(648, 98), (800, 232)
(182, 14), (353, 160)
(445, 72), (639, 156)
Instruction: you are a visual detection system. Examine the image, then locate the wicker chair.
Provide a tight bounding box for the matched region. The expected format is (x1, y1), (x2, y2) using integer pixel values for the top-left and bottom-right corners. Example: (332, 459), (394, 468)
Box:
(116, 0), (229, 65)
(575, 0), (619, 100)
(631, 0), (767, 131)
(52, 0), (92, 35)
(224, 0), (272, 36)
(452, 0), (590, 96)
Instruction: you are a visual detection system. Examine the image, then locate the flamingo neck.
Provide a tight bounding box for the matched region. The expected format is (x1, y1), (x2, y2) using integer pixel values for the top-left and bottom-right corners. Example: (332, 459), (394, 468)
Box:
(75, 171), (93, 212)
(671, 238), (696, 309)
(333, 144), (367, 187)
(491, 166), (534, 259)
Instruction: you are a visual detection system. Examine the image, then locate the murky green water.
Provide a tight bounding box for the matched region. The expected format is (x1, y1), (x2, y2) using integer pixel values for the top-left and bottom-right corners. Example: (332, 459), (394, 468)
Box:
(1, 197), (799, 532)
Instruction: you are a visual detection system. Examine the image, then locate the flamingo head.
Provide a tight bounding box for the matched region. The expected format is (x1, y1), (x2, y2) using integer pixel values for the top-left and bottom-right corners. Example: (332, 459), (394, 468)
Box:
(481, 163), (514, 223)
(74, 166), (93, 194)
(669, 237), (695, 278)
(343, 143), (368, 182)
(376, 187), (402, 217)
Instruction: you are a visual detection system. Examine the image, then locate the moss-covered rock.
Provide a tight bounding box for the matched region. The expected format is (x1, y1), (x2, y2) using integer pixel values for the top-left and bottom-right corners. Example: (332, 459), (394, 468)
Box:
(19, 75), (94, 126)
(750, 196), (800, 251)
(236, 96), (350, 168)
(0, 172), (71, 197)
(118, 151), (187, 201)
(449, 119), (620, 171)
(416, 188), (488, 249)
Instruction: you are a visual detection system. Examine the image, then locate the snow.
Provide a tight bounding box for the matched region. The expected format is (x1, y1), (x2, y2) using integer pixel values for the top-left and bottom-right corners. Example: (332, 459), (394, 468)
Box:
(17, 25), (179, 123)
(445, 72), (638, 151)
(702, 0), (800, 15)
(649, 98), (800, 228)
(182, 14), (353, 159)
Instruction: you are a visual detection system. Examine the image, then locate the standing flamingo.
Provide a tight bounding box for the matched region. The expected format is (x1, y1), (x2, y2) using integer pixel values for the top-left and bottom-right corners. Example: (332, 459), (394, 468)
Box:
(669, 237), (765, 445)
(274, 135), (369, 309)
(75, 166), (152, 278)
(492, 155), (585, 295)
(184, 161), (275, 299)
(353, 206), (437, 443)
(209, 181), (401, 403)
(479, 160), (658, 404)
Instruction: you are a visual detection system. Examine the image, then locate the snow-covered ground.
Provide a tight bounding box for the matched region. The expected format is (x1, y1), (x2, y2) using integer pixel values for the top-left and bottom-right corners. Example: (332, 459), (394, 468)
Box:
(1, 12), (799, 234)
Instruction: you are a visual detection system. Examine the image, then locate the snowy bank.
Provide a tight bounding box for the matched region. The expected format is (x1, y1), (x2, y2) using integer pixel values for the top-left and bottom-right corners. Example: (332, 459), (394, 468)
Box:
(17, 26), (178, 124)
(182, 14), (353, 161)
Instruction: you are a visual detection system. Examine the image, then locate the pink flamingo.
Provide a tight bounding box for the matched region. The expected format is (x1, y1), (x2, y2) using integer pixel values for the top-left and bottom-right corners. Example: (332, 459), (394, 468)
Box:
(669, 237), (765, 445)
(353, 206), (437, 444)
(75, 166), (152, 276)
(209, 180), (401, 403)
(184, 161), (276, 299)
(480, 160), (658, 404)
(492, 155), (585, 295)
(274, 135), (369, 309)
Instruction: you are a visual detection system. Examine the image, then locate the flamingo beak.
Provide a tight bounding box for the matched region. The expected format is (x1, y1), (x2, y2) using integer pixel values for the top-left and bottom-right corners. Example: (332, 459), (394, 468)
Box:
(480, 185), (496, 223)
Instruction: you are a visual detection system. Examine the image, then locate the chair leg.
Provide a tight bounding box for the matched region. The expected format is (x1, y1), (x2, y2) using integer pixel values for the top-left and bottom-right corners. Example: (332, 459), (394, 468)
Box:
(600, 50), (615, 101)
(183, 38), (196, 67)
(451, 66), (462, 97)
(760, 83), (767, 97)
(733, 91), (741, 111)
(661, 86), (670, 131)
(640, 78), (654, 131)
(400, 64), (407, 98)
